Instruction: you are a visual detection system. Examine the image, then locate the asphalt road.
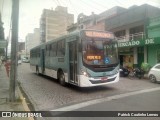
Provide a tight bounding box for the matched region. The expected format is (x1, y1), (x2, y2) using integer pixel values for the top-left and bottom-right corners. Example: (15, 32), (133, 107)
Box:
(17, 63), (160, 111)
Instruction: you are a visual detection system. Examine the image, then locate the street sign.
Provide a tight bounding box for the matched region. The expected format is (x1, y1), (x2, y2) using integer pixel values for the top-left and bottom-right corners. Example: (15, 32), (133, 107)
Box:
(0, 40), (7, 48)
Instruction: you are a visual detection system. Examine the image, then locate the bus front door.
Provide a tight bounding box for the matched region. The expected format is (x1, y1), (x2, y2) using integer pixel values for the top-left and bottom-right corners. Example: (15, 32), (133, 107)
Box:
(68, 41), (78, 84)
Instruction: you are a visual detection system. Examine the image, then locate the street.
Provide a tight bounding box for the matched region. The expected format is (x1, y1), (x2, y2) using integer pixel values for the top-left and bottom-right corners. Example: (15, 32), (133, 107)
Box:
(17, 63), (160, 111)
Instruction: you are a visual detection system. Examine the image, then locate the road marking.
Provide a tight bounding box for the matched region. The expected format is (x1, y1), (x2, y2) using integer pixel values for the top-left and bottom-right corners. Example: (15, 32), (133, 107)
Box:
(51, 87), (160, 111)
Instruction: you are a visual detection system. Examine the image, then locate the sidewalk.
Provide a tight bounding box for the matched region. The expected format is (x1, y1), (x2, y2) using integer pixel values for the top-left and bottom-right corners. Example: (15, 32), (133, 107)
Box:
(0, 65), (29, 120)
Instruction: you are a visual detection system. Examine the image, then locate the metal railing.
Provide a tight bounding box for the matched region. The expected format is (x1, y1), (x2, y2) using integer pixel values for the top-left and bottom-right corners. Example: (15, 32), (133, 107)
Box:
(116, 32), (146, 42)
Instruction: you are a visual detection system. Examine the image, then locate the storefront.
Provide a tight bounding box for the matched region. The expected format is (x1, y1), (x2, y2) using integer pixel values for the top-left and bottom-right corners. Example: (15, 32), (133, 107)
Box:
(147, 16), (160, 66)
(147, 38), (160, 66)
(118, 47), (134, 70)
(118, 37), (160, 68)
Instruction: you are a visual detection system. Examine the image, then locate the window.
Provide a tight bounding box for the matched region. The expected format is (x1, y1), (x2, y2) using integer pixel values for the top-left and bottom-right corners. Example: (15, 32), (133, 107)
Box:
(57, 40), (65, 56)
(45, 46), (47, 56)
(50, 43), (57, 57)
(129, 25), (144, 34)
(46, 45), (50, 56)
(155, 65), (160, 69)
(114, 30), (126, 37)
(37, 48), (40, 57)
(129, 25), (144, 40)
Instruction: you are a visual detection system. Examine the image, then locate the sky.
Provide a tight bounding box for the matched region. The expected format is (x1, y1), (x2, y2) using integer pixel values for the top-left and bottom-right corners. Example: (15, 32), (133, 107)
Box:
(0, 0), (160, 42)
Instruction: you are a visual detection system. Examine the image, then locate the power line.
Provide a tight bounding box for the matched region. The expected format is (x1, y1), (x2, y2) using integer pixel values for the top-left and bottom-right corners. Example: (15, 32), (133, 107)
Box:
(79, 0), (102, 12)
(114, 0), (126, 7)
(67, 0), (79, 15)
(92, 0), (109, 9)
(53, 0), (58, 6)
(67, 0), (92, 16)
(56, 0), (61, 6)
(59, 0), (68, 7)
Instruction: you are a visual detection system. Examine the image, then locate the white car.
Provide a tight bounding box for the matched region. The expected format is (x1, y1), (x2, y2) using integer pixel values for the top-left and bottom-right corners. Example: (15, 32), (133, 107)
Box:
(148, 63), (160, 83)
(18, 60), (22, 65)
(22, 58), (30, 63)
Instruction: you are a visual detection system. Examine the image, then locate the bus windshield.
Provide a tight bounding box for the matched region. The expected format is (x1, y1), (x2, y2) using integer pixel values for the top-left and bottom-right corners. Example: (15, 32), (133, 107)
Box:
(82, 37), (118, 66)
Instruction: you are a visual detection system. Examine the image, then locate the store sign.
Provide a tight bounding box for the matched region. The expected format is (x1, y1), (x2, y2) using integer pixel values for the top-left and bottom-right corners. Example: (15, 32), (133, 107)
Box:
(118, 37), (160, 48)
(118, 40), (140, 47)
(85, 31), (114, 39)
(145, 38), (154, 45)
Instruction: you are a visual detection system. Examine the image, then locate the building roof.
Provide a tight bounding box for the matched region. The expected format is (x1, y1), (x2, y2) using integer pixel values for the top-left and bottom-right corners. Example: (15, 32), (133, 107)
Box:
(105, 4), (160, 30)
(97, 6), (126, 21)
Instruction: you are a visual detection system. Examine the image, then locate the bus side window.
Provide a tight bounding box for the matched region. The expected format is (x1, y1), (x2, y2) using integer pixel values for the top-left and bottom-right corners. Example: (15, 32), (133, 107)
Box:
(53, 43), (57, 56)
(45, 46), (47, 56)
(57, 40), (65, 57)
(50, 43), (56, 57)
(49, 45), (52, 57)
(46, 45), (50, 57)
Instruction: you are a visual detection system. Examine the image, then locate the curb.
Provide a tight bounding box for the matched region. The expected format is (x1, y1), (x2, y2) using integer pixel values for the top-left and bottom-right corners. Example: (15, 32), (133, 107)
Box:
(17, 86), (35, 120)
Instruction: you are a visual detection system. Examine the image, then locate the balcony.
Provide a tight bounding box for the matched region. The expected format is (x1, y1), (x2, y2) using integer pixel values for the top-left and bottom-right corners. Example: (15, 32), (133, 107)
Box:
(116, 32), (146, 42)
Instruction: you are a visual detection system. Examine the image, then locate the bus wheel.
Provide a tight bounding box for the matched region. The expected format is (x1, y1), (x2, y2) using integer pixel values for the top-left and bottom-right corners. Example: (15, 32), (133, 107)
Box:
(36, 67), (39, 75)
(59, 71), (66, 86)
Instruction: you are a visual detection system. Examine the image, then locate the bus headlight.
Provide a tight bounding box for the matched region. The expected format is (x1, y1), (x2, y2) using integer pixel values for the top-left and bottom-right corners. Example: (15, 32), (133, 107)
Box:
(81, 70), (90, 77)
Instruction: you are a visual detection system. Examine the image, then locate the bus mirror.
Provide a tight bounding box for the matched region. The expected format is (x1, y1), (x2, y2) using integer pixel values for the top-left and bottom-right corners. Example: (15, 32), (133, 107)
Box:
(78, 43), (82, 52)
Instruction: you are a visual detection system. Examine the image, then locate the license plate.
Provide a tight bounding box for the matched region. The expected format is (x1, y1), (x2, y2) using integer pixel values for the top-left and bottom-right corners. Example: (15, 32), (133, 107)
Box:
(101, 77), (108, 80)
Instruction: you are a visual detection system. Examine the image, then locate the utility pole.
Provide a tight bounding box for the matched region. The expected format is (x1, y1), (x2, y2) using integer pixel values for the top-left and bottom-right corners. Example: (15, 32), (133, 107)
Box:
(9, 0), (19, 102)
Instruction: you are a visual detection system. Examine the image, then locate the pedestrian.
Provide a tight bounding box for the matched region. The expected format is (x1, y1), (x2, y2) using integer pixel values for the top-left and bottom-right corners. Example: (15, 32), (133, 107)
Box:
(4, 59), (11, 77)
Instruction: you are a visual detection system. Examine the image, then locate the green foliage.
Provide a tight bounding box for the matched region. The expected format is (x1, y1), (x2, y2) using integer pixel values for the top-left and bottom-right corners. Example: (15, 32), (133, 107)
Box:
(141, 62), (150, 72)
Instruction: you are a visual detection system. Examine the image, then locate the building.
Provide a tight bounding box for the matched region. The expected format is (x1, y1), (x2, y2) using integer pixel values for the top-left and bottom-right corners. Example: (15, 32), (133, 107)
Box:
(25, 33), (33, 58)
(105, 4), (160, 68)
(0, 12), (5, 56)
(17, 42), (25, 60)
(25, 28), (40, 58)
(87, 6), (126, 30)
(67, 23), (78, 33)
(147, 16), (160, 66)
(18, 42), (25, 52)
(67, 6), (126, 33)
(40, 6), (74, 43)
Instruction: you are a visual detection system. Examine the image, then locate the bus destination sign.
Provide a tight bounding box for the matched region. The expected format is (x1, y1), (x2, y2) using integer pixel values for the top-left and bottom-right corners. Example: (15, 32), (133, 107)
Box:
(85, 31), (114, 39)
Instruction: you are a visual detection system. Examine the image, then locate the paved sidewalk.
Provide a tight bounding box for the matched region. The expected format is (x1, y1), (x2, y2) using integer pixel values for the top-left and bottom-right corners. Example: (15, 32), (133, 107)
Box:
(0, 65), (28, 120)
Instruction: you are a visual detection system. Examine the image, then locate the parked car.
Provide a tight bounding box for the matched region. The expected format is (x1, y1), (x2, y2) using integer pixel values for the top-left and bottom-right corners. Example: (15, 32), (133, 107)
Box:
(148, 63), (160, 83)
(119, 66), (130, 77)
(22, 58), (30, 63)
(18, 60), (22, 65)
